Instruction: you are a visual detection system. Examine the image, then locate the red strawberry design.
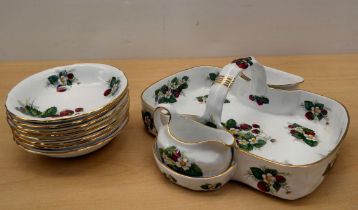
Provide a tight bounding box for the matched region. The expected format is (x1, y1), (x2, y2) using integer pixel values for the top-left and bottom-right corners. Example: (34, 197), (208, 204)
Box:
(60, 110), (74, 117)
(104, 88), (112, 96)
(238, 62), (249, 69)
(321, 109), (328, 115)
(56, 85), (66, 92)
(67, 73), (74, 80)
(257, 99), (264, 106)
(252, 129), (260, 134)
(275, 175), (286, 183)
(290, 130), (297, 135)
(257, 181), (270, 192)
(249, 95), (255, 101)
(305, 112), (315, 120)
(304, 130), (315, 136)
(240, 123), (252, 131)
(172, 150), (181, 162)
(288, 124), (294, 129)
(252, 124), (260, 128)
(173, 90), (180, 98)
(75, 107), (84, 112)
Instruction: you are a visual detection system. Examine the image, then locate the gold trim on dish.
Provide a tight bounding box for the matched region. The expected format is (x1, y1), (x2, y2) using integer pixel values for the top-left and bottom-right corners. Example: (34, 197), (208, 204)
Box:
(11, 110), (129, 148)
(13, 118), (129, 155)
(6, 91), (129, 128)
(9, 109), (128, 145)
(7, 100), (129, 135)
(6, 83), (129, 123)
(13, 115), (129, 150)
(214, 75), (235, 88)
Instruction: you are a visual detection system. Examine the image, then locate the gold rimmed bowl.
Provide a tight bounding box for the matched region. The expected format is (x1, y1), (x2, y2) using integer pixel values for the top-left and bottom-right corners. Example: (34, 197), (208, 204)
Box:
(6, 63), (130, 157)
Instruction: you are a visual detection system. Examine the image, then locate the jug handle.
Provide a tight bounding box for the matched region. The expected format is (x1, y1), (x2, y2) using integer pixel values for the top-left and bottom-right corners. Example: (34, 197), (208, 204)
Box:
(203, 57), (267, 128)
(153, 104), (176, 132)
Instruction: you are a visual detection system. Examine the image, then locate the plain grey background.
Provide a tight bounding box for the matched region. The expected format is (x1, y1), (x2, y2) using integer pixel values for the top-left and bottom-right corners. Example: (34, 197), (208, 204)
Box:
(0, 0), (357, 61)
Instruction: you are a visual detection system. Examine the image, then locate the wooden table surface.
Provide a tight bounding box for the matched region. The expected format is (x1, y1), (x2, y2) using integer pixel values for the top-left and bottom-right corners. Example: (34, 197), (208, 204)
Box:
(0, 54), (357, 210)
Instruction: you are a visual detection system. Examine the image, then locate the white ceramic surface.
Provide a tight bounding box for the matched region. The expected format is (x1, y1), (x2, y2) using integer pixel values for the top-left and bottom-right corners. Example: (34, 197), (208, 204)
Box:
(153, 144), (237, 191)
(14, 116), (129, 158)
(6, 63), (127, 121)
(141, 57), (349, 199)
(154, 104), (234, 177)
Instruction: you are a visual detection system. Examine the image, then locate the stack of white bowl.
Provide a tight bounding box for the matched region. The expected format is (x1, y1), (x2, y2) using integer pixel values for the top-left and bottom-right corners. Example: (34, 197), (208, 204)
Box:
(6, 63), (129, 158)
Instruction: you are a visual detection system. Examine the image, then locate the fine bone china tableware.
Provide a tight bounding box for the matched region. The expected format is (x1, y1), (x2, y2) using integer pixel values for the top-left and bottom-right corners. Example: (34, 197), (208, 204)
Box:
(10, 103), (129, 148)
(153, 104), (235, 177)
(153, 144), (238, 191)
(7, 94), (129, 138)
(6, 63), (130, 158)
(141, 57), (349, 200)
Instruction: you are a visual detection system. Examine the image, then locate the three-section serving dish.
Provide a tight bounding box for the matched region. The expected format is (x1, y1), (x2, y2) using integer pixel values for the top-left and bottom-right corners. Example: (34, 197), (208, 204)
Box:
(141, 57), (349, 200)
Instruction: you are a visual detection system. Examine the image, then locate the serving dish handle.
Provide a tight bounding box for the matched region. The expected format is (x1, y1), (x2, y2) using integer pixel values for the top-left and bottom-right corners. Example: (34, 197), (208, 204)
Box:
(203, 59), (267, 128)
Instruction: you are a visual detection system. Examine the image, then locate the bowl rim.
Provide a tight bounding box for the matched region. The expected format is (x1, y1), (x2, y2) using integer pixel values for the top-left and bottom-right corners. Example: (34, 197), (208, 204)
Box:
(5, 63), (128, 123)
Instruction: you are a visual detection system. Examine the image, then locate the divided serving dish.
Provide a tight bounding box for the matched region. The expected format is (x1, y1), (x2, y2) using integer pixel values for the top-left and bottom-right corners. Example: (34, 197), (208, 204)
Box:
(141, 57), (349, 200)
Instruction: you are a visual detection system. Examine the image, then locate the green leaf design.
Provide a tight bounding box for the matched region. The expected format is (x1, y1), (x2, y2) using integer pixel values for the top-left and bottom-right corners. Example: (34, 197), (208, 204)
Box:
(250, 167), (264, 180)
(164, 146), (176, 155)
(154, 76), (189, 103)
(48, 75), (59, 85)
(209, 73), (218, 81)
(168, 96), (177, 103)
(239, 143), (253, 151)
(304, 139), (318, 147)
(24, 105), (42, 117)
(171, 77), (178, 85)
(200, 183), (222, 190)
(292, 132), (305, 140)
(315, 102), (324, 110)
(272, 181), (281, 191)
(59, 70), (67, 77)
(41, 107), (57, 117)
(109, 77), (117, 88)
(317, 113), (323, 120)
(261, 97), (269, 104)
(160, 146), (203, 177)
(160, 85), (168, 93)
(201, 184), (210, 190)
(225, 119), (237, 129)
(159, 148), (164, 157)
(254, 139), (266, 148)
(289, 123), (318, 147)
(196, 96), (204, 102)
(264, 168), (278, 176)
(243, 132), (255, 140)
(179, 83), (188, 90)
(304, 101), (314, 110)
(186, 163), (203, 177)
(158, 97), (167, 104)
